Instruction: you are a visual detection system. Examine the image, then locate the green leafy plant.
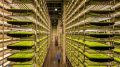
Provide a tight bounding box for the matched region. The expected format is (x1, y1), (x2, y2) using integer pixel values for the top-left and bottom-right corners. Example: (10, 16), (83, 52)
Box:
(114, 57), (120, 63)
(114, 48), (120, 54)
(7, 31), (33, 38)
(87, 66), (107, 67)
(67, 37), (114, 50)
(9, 41), (34, 47)
(13, 61), (33, 65)
(7, 31), (33, 35)
(114, 40), (120, 45)
(85, 52), (113, 62)
(8, 53), (34, 59)
(12, 65), (32, 67)
(7, 41), (34, 50)
(8, 53), (34, 62)
(84, 41), (114, 50)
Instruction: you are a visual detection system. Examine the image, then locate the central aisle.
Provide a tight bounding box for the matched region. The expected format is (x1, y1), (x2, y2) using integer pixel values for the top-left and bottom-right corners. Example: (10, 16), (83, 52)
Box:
(43, 29), (63, 67)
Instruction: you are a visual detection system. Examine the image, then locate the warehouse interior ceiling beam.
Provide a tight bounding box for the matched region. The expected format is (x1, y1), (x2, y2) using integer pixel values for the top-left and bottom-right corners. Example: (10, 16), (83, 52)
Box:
(46, 0), (63, 26)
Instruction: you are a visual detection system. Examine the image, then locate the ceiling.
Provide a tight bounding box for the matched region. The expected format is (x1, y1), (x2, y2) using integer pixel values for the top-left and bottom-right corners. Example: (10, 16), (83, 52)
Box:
(46, 0), (63, 26)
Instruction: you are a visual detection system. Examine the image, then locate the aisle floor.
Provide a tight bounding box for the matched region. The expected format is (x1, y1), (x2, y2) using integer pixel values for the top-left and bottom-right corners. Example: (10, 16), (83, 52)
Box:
(43, 30), (63, 67)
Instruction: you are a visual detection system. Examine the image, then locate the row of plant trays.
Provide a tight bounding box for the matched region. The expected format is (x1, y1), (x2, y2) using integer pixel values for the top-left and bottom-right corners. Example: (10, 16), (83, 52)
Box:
(114, 40), (120, 45)
(87, 10), (114, 17)
(113, 48), (120, 63)
(7, 31), (34, 38)
(86, 21), (114, 28)
(12, 65), (33, 67)
(88, 33), (120, 38)
(67, 36), (120, 64)
(67, 42), (114, 67)
(12, 0), (34, 3)
(89, 22), (115, 26)
(114, 57), (120, 63)
(86, 33), (114, 38)
(114, 39), (120, 64)
(67, 37), (120, 64)
(67, 37), (114, 50)
(85, 60), (115, 67)
(7, 53), (34, 62)
(11, 61), (33, 65)
(85, 52), (113, 62)
(6, 3), (36, 67)
(66, 2), (116, 66)
(86, 10), (115, 27)
(6, 9), (34, 13)
(7, 41), (34, 50)
(7, 20), (33, 25)
(88, 0), (114, 5)
(90, 10), (115, 14)
(68, 41), (114, 62)
(68, 32), (117, 38)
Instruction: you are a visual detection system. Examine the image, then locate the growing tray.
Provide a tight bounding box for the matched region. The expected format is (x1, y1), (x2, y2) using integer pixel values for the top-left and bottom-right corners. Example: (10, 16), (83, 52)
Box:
(113, 49), (120, 54)
(114, 40), (120, 45)
(11, 61), (33, 65)
(6, 9), (33, 13)
(67, 37), (114, 50)
(90, 10), (115, 14)
(12, 65), (33, 67)
(7, 53), (34, 62)
(114, 57), (120, 63)
(12, 0), (33, 3)
(90, 22), (114, 26)
(85, 53), (113, 62)
(7, 31), (33, 38)
(87, 33), (114, 38)
(7, 20), (33, 25)
(85, 41), (114, 50)
(7, 41), (34, 50)
(86, 66), (108, 67)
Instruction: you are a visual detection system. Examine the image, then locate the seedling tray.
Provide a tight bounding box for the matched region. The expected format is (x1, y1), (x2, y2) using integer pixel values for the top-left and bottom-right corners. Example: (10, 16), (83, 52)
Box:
(7, 20), (33, 25)
(7, 53), (34, 62)
(90, 10), (114, 14)
(85, 52), (113, 62)
(12, 65), (32, 67)
(84, 41), (114, 50)
(6, 9), (33, 13)
(12, 0), (33, 3)
(67, 37), (114, 50)
(85, 59), (112, 66)
(7, 41), (34, 50)
(90, 22), (114, 26)
(86, 66), (108, 67)
(113, 48), (120, 54)
(114, 57), (120, 63)
(12, 61), (33, 65)
(114, 40), (120, 45)
(87, 33), (114, 38)
(7, 31), (33, 38)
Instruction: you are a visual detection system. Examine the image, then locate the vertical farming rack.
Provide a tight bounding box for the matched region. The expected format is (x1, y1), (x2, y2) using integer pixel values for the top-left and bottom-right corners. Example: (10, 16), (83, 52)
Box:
(63, 0), (120, 67)
(0, 0), (51, 67)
